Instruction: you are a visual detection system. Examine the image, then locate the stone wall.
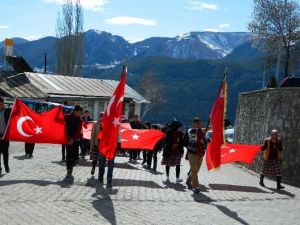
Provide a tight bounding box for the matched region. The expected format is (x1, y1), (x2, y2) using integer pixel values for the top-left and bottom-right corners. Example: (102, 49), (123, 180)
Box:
(234, 87), (300, 184)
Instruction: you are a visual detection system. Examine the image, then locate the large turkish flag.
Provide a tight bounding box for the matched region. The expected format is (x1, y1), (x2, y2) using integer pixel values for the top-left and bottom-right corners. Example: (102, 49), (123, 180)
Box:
(121, 128), (165, 150)
(3, 98), (67, 144)
(220, 143), (261, 164)
(98, 66), (127, 160)
(206, 78), (226, 170)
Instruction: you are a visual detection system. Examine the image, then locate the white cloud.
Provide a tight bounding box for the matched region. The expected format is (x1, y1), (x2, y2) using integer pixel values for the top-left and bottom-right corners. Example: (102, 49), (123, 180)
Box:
(44, 0), (109, 12)
(0, 25), (10, 29)
(219, 23), (230, 28)
(105, 17), (156, 26)
(185, 0), (218, 10)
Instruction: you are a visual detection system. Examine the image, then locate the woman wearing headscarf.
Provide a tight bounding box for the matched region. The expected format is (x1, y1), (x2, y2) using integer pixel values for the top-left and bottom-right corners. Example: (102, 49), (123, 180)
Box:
(260, 129), (284, 189)
(161, 120), (184, 182)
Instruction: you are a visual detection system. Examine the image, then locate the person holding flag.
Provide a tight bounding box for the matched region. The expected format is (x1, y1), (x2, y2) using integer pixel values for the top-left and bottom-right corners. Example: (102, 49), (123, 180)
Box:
(98, 65), (127, 187)
(206, 70), (261, 171)
(0, 97), (11, 175)
(65, 105), (83, 178)
(184, 117), (206, 193)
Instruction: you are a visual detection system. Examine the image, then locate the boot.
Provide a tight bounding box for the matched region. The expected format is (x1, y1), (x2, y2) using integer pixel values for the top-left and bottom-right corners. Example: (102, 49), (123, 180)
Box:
(277, 176), (285, 190)
(259, 175), (265, 187)
(91, 166), (95, 175)
(66, 168), (73, 178)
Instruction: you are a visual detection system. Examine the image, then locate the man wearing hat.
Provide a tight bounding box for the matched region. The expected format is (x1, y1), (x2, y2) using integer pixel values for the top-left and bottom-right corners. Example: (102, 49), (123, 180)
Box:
(65, 105), (83, 178)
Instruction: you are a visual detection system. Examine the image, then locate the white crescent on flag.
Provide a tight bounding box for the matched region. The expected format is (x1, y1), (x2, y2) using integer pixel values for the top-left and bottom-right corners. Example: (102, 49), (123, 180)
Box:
(17, 116), (34, 137)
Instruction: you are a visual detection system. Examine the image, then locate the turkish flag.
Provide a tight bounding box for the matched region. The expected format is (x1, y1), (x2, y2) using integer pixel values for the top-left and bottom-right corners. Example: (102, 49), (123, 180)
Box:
(220, 144), (261, 164)
(121, 128), (165, 150)
(3, 98), (67, 144)
(82, 121), (96, 140)
(98, 66), (127, 160)
(206, 78), (226, 170)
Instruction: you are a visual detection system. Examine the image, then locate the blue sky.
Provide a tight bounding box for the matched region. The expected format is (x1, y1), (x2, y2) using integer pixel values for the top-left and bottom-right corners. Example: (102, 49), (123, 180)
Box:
(0, 0), (254, 43)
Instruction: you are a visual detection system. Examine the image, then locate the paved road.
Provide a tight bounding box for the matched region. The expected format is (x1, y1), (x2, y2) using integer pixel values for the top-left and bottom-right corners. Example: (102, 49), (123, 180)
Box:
(0, 142), (299, 225)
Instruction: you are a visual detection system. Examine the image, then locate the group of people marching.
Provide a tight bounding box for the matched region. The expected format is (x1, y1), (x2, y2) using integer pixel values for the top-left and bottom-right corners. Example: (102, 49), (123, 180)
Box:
(0, 97), (285, 192)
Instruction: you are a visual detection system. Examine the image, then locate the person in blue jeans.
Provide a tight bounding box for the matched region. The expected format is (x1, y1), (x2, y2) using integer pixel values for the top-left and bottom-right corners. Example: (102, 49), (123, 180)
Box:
(98, 152), (115, 187)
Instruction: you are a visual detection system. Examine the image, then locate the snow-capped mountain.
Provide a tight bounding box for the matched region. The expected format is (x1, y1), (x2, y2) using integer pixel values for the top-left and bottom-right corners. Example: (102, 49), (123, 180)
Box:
(133, 32), (251, 60)
(0, 30), (252, 70)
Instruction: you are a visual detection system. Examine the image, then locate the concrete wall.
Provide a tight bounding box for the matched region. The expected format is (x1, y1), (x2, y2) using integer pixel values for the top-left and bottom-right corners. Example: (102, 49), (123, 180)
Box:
(234, 87), (300, 184)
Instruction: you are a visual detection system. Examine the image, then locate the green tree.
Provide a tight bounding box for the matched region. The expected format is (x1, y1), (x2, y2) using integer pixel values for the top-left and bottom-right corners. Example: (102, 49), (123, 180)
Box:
(248, 0), (300, 79)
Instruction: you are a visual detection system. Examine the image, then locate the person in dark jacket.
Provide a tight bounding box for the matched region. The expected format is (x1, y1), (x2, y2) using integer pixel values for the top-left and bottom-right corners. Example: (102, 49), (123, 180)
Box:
(129, 115), (144, 163)
(161, 120), (184, 183)
(65, 105), (83, 178)
(0, 97), (11, 175)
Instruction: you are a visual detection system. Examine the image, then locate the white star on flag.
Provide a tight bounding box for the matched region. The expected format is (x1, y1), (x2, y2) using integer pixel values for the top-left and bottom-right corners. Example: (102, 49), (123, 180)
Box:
(34, 125), (42, 134)
(112, 117), (121, 127)
(229, 149), (236, 153)
(132, 133), (139, 140)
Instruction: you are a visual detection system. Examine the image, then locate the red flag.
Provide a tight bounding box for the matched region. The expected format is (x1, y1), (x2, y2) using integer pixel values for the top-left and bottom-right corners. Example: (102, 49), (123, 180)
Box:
(121, 128), (165, 150)
(3, 98), (67, 144)
(220, 144), (261, 164)
(82, 121), (95, 140)
(98, 66), (127, 160)
(206, 77), (227, 170)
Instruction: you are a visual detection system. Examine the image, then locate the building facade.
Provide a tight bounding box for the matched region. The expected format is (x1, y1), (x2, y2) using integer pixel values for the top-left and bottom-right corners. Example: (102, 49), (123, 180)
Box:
(0, 72), (148, 120)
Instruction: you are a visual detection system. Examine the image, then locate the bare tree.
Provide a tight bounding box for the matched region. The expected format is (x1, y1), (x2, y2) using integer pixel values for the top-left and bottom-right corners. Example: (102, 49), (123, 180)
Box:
(55, 0), (84, 76)
(139, 71), (165, 120)
(248, 0), (300, 79)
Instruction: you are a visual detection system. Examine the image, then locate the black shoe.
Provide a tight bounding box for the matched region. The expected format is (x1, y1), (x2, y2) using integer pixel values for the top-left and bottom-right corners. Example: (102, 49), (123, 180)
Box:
(5, 167), (10, 173)
(107, 181), (112, 188)
(277, 185), (285, 190)
(259, 175), (265, 187)
(194, 188), (200, 194)
(186, 181), (192, 189)
(29, 154), (33, 158)
(98, 176), (104, 183)
(66, 168), (73, 178)
(91, 168), (95, 175)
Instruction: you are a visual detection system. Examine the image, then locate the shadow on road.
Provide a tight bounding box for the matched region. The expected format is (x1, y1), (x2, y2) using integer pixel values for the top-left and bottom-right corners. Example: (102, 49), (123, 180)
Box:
(214, 204), (250, 225)
(13, 155), (29, 160)
(209, 183), (268, 193)
(163, 181), (187, 192)
(91, 179), (118, 225)
(51, 160), (140, 170)
(0, 177), (75, 188)
(264, 187), (295, 198)
(192, 192), (249, 225)
(113, 178), (163, 188)
(87, 176), (163, 189)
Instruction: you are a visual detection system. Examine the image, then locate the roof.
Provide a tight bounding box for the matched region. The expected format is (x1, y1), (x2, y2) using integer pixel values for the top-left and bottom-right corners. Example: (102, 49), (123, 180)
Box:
(6, 56), (34, 73)
(0, 72), (148, 103)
